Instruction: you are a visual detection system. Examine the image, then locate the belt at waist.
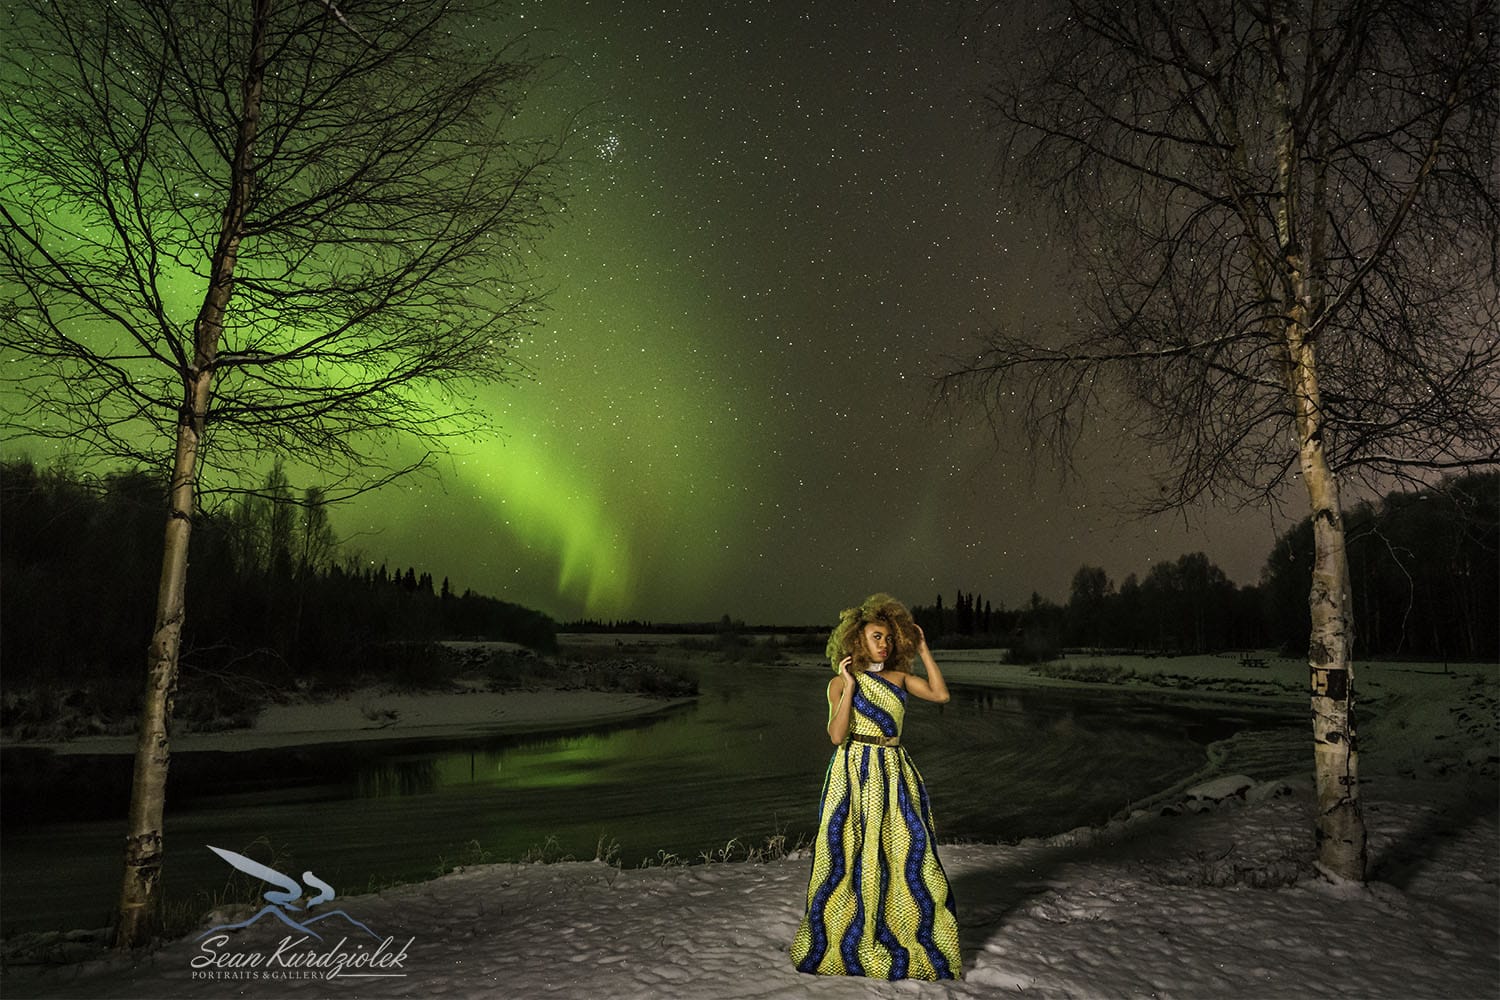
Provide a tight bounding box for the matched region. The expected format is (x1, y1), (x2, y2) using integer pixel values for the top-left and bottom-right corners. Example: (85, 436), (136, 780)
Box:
(848, 733), (900, 748)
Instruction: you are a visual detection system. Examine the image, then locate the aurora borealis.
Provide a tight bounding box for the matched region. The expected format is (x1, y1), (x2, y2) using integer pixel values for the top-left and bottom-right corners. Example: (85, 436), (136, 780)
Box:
(329, 0), (1282, 625)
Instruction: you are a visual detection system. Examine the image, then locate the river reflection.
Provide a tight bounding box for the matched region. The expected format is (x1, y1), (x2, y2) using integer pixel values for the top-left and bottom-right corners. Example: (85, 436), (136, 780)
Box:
(0, 661), (1300, 935)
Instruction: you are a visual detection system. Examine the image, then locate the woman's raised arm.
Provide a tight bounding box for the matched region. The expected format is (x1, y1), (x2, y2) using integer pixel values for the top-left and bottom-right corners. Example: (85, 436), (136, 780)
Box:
(902, 625), (950, 704)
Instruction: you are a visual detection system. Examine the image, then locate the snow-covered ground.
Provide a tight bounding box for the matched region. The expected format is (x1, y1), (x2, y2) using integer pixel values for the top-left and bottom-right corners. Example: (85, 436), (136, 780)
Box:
(18, 687), (692, 756)
(5, 653), (1497, 999)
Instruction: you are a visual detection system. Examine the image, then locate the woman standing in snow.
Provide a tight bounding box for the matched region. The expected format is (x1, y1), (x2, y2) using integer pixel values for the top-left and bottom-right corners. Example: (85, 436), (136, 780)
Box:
(790, 593), (962, 980)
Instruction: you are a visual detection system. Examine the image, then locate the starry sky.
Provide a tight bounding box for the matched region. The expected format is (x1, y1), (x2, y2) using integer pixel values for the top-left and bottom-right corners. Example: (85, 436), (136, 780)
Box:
(327, 0), (1291, 626)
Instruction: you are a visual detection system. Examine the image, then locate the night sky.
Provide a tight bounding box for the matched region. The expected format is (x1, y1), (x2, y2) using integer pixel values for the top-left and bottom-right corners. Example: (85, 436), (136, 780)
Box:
(329, 0), (1287, 626)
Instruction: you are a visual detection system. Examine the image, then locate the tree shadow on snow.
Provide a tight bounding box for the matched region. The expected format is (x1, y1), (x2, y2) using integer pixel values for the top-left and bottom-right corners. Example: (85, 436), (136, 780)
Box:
(1365, 775), (1499, 891)
(946, 811), (1191, 963)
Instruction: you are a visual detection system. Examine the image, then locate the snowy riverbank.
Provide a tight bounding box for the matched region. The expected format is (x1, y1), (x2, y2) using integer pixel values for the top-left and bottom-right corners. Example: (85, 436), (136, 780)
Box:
(7, 687), (693, 756)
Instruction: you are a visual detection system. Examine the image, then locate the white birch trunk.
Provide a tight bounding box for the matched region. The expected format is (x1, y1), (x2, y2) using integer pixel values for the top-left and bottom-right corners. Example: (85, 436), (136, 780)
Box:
(1288, 329), (1368, 881)
(1267, 3), (1368, 883)
(114, 0), (268, 946)
(115, 373), (212, 944)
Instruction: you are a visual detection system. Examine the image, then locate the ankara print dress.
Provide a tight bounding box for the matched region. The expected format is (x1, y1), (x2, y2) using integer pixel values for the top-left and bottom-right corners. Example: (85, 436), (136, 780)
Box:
(790, 670), (962, 980)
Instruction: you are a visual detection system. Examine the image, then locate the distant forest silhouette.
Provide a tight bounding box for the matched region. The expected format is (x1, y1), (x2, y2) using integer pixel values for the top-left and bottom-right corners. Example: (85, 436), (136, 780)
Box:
(2, 462), (1493, 734)
(573, 473), (1497, 665)
(905, 472), (1496, 663)
(1, 459), (556, 734)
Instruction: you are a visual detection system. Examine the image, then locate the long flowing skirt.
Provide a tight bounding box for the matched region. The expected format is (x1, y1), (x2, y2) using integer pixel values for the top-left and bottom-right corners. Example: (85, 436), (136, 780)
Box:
(790, 742), (961, 980)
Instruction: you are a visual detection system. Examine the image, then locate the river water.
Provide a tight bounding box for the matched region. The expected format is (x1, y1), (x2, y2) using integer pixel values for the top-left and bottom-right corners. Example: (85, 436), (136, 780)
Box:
(0, 656), (1301, 936)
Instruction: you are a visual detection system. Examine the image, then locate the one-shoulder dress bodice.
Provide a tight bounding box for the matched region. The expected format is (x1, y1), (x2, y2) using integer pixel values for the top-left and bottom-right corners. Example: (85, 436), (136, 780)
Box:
(847, 671), (906, 742)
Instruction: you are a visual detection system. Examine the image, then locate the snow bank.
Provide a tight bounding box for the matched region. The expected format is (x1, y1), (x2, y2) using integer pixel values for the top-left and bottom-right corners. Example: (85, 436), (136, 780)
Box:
(11, 689), (691, 756)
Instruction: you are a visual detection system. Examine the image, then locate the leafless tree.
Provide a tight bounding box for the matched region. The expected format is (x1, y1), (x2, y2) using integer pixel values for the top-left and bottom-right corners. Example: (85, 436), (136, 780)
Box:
(1, 0), (565, 945)
(943, 0), (1498, 881)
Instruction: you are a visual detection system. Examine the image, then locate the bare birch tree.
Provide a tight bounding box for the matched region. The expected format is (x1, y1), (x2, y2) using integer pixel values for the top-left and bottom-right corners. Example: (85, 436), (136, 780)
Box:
(944, 0), (1498, 881)
(0, 0), (565, 945)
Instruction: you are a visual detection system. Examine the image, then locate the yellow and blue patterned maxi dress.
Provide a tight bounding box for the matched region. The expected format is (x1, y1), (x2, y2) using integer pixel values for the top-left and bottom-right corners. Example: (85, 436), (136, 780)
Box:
(790, 670), (961, 980)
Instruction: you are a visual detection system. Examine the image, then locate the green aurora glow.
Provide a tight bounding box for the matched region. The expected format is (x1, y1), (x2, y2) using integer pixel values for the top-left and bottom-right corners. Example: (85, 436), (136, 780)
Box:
(336, 0), (1278, 624)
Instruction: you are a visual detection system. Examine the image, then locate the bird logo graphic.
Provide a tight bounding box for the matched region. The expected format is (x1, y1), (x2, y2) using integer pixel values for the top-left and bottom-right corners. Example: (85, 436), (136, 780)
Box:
(196, 845), (382, 942)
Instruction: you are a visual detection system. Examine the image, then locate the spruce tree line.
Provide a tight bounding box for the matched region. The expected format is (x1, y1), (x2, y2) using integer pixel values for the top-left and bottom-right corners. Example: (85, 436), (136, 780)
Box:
(914, 472), (1496, 663)
(0, 460), (556, 731)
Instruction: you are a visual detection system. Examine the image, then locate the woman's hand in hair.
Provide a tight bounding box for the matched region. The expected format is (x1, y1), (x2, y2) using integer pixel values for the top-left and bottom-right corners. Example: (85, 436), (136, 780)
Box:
(906, 628), (950, 704)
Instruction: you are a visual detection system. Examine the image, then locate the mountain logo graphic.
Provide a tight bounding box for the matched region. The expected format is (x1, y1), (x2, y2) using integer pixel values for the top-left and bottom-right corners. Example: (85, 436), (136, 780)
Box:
(196, 845), (382, 942)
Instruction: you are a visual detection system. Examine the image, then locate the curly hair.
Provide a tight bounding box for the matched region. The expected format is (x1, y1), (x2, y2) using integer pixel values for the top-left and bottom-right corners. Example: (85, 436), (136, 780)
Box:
(825, 593), (918, 673)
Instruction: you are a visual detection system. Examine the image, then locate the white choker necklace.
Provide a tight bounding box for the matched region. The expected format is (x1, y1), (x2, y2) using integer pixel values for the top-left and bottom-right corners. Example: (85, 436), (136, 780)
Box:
(867, 662), (884, 673)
